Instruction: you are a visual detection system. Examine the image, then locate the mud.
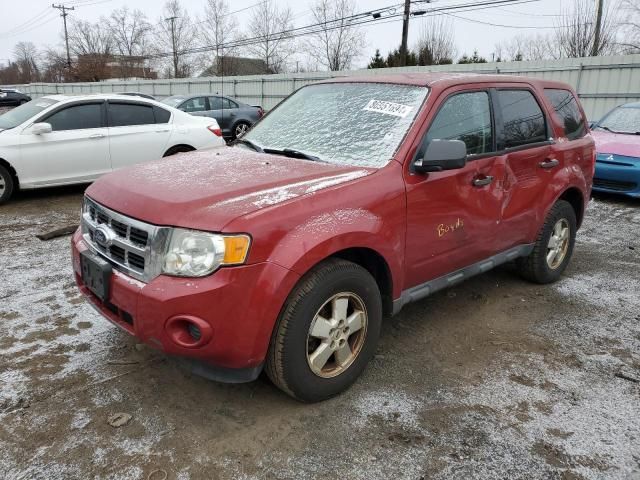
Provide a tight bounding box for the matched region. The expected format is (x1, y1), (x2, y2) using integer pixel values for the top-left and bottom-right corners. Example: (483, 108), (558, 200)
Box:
(0, 186), (639, 480)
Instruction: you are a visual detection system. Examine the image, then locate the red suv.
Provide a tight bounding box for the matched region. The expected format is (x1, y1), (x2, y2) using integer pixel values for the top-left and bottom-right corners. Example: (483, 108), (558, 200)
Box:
(72, 74), (594, 402)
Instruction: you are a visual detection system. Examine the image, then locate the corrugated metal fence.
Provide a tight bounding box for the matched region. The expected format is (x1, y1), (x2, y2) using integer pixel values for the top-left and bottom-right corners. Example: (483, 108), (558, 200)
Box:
(7, 54), (640, 120)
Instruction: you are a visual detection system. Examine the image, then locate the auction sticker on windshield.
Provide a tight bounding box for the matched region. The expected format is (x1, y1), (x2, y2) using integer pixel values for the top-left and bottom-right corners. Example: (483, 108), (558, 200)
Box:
(364, 99), (413, 118)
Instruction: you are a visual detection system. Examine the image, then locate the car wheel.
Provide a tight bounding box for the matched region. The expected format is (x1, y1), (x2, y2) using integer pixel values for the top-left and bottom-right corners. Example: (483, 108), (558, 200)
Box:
(233, 121), (250, 140)
(516, 200), (577, 284)
(162, 145), (195, 157)
(266, 258), (382, 402)
(0, 165), (15, 205)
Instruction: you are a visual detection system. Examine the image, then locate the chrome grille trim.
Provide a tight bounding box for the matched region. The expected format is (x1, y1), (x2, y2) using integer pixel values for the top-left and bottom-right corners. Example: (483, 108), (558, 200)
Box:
(81, 197), (170, 283)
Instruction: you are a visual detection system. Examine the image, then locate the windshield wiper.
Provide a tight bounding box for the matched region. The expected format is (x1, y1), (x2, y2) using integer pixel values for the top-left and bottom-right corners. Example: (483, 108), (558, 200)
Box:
(234, 138), (264, 153)
(263, 147), (325, 162)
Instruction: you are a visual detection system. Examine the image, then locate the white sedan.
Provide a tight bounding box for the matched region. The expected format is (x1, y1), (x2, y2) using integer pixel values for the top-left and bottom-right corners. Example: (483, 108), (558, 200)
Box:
(0, 94), (225, 204)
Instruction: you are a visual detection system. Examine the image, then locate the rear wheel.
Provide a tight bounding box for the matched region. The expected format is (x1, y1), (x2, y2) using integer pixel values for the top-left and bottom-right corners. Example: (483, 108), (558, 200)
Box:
(232, 121), (250, 140)
(0, 165), (15, 205)
(516, 200), (577, 284)
(266, 259), (382, 402)
(163, 145), (195, 157)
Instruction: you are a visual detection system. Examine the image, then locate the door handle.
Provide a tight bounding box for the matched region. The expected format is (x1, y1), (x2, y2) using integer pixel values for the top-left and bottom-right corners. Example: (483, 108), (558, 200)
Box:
(539, 159), (559, 169)
(88, 134), (105, 139)
(155, 129), (170, 133)
(472, 175), (494, 187)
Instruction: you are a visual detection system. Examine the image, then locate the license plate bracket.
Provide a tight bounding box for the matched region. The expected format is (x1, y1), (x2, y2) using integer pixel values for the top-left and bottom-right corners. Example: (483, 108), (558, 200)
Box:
(80, 250), (112, 301)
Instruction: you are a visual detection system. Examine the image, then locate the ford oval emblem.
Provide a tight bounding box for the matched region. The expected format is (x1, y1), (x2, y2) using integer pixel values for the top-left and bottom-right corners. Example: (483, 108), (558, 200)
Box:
(94, 225), (113, 248)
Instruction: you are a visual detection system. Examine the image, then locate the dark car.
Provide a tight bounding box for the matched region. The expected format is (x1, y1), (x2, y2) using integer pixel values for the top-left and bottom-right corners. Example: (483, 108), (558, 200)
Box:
(162, 94), (263, 140)
(0, 88), (31, 106)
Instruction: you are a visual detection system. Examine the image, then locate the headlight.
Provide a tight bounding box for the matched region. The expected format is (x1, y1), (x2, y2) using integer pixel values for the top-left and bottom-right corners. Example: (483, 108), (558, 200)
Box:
(162, 229), (251, 277)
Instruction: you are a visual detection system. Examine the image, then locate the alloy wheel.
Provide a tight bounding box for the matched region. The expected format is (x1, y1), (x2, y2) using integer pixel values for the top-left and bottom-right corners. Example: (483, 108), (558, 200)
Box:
(547, 218), (570, 269)
(306, 292), (368, 378)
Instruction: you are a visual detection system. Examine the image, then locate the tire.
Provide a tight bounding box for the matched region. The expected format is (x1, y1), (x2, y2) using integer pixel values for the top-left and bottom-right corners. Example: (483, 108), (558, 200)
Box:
(516, 200), (577, 284)
(266, 259), (382, 402)
(0, 164), (15, 205)
(232, 121), (250, 140)
(162, 145), (194, 157)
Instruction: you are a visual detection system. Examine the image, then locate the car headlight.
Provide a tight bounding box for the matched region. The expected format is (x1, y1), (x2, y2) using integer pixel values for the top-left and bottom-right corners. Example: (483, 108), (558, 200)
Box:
(162, 229), (251, 277)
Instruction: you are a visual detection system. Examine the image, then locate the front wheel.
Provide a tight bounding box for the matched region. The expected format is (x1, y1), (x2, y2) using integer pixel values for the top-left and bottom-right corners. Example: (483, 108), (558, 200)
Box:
(516, 200), (577, 284)
(0, 165), (15, 205)
(266, 259), (382, 402)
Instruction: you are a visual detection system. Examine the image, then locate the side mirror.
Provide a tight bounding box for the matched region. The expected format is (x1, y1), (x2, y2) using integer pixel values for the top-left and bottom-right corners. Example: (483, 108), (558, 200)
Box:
(414, 139), (467, 174)
(32, 122), (52, 135)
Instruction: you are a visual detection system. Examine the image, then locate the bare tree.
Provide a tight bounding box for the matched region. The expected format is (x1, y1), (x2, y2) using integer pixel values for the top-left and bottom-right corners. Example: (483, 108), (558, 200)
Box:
(42, 48), (68, 82)
(67, 19), (114, 80)
(304, 0), (365, 71)
(415, 16), (456, 65)
(494, 34), (557, 62)
(200, 0), (239, 75)
(554, 0), (620, 57)
(620, 0), (640, 52)
(13, 42), (40, 83)
(154, 0), (198, 78)
(245, 0), (294, 73)
(108, 7), (153, 79)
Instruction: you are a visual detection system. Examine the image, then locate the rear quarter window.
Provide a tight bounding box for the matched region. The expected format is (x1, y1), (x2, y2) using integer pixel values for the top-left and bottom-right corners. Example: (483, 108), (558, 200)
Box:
(544, 89), (586, 140)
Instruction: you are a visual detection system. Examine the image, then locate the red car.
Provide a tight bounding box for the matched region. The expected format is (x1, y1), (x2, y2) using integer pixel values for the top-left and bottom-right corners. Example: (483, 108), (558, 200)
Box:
(72, 74), (595, 402)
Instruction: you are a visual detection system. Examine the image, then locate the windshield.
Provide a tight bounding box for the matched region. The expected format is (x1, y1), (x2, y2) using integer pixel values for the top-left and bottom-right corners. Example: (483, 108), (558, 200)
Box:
(0, 98), (58, 130)
(162, 96), (186, 108)
(596, 105), (640, 134)
(242, 83), (429, 168)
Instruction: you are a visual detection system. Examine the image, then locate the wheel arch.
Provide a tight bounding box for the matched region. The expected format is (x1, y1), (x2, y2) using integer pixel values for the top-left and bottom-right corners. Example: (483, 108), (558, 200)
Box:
(163, 144), (196, 157)
(309, 247), (394, 317)
(557, 186), (585, 228)
(0, 157), (19, 189)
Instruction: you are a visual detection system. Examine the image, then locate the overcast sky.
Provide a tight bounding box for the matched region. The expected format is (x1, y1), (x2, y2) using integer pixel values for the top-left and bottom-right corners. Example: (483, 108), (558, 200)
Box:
(0, 0), (566, 71)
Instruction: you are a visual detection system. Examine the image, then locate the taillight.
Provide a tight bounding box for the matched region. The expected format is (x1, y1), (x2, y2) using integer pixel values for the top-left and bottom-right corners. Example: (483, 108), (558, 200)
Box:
(207, 125), (223, 137)
(257, 107), (264, 118)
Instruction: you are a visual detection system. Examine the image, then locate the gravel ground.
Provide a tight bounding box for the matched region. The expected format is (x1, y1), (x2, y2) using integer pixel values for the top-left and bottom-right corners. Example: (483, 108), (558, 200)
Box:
(0, 186), (638, 480)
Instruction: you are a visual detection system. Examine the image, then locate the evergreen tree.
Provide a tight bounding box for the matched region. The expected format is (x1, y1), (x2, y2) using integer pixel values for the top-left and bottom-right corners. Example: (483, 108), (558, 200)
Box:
(367, 49), (387, 69)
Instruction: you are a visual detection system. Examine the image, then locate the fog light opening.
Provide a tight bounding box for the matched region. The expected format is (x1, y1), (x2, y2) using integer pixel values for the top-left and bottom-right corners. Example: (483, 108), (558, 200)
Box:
(166, 315), (212, 348)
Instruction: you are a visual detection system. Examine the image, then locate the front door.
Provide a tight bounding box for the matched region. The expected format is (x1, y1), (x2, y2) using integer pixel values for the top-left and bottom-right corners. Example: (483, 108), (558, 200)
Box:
(404, 89), (504, 288)
(19, 101), (110, 186)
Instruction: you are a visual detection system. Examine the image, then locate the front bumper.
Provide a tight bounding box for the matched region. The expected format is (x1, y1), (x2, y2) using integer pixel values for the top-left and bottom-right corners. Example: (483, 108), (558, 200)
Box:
(593, 157), (640, 198)
(72, 229), (300, 381)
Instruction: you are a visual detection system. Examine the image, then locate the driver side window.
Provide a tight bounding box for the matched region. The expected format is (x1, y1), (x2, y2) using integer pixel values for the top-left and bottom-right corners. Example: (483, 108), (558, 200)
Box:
(423, 91), (494, 156)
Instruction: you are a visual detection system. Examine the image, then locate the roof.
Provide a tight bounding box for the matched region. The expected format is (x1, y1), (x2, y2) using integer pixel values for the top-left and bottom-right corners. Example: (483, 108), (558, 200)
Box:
(320, 72), (572, 90)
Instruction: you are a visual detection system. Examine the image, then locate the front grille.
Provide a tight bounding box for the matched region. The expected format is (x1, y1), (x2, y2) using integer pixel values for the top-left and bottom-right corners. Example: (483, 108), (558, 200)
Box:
(82, 198), (165, 283)
(593, 178), (637, 192)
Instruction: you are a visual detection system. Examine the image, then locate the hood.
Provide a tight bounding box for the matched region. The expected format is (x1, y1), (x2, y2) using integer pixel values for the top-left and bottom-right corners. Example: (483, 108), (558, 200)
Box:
(87, 147), (373, 231)
(591, 130), (640, 158)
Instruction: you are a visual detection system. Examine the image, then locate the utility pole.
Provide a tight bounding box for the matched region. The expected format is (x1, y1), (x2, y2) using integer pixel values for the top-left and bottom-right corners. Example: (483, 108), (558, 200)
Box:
(165, 16), (179, 78)
(591, 0), (604, 57)
(52, 4), (75, 69)
(400, 0), (411, 67)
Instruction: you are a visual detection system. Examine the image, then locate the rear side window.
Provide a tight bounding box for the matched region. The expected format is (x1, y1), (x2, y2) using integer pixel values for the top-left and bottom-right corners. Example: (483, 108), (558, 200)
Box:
(424, 91), (494, 155)
(109, 103), (155, 127)
(153, 106), (171, 124)
(45, 103), (102, 131)
(180, 97), (206, 113)
(544, 89), (586, 140)
(497, 90), (547, 148)
(223, 98), (238, 109)
(209, 97), (223, 110)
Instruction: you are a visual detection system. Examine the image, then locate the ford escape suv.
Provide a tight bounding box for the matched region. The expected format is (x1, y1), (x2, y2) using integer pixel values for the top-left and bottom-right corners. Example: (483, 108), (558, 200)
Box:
(72, 74), (595, 402)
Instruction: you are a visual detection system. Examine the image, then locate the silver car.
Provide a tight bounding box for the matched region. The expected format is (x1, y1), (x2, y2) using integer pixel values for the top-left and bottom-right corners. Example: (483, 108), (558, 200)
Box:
(162, 94), (264, 140)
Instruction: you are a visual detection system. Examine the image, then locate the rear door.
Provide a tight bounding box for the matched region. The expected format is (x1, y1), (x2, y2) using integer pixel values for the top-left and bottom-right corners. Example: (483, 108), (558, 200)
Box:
(19, 101), (110, 185)
(404, 88), (505, 286)
(491, 88), (556, 250)
(107, 101), (171, 170)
